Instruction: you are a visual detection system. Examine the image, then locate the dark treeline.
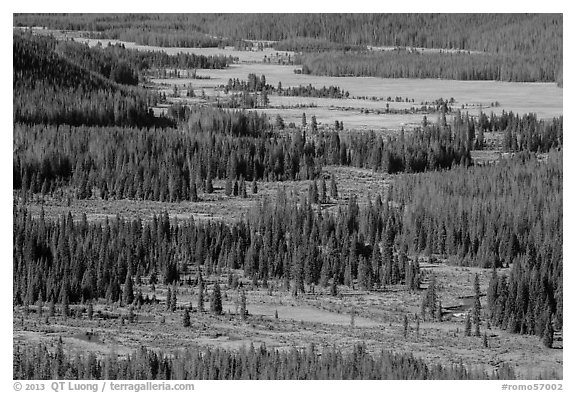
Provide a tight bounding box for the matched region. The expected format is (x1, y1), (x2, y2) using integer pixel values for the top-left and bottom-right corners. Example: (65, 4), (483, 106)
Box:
(13, 117), (323, 202)
(14, 14), (561, 82)
(393, 151), (562, 343)
(279, 84), (349, 99)
(15, 14), (561, 60)
(55, 40), (232, 83)
(14, 14), (561, 83)
(223, 74), (349, 99)
(299, 50), (558, 83)
(14, 342), (523, 380)
(14, 32), (169, 128)
(274, 37), (366, 52)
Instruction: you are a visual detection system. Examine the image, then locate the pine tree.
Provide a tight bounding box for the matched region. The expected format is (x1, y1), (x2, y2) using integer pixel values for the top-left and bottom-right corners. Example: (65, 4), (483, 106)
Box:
(197, 278), (205, 312)
(171, 287), (177, 312)
(166, 287), (172, 311)
(403, 315), (409, 338)
(311, 115), (318, 132)
(190, 181), (198, 202)
(123, 274), (134, 306)
(210, 282), (223, 315)
(473, 273), (481, 336)
(330, 176), (338, 199)
(301, 113), (307, 129)
(275, 114), (285, 130)
(320, 178), (327, 203)
(465, 314), (472, 337)
(183, 308), (191, 327)
(330, 274), (338, 296)
(61, 288), (70, 318)
(543, 318), (554, 348)
(225, 177), (233, 196)
(48, 300), (55, 317)
(483, 331), (488, 348)
(205, 173), (213, 194)
(251, 178), (258, 194)
(240, 290), (247, 320)
(87, 303), (94, 320)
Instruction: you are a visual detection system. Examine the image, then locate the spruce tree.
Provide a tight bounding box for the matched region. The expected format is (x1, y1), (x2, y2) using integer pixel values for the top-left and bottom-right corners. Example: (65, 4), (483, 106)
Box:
(171, 287), (177, 312)
(330, 274), (338, 296)
(465, 313), (472, 337)
(330, 176), (338, 199)
(183, 308), (191, 327)
(198, 279), (204, 312)
(311, 115), (318, 132)
(403, 315), (409, 338)
(166, 287), (172, 311)
(48, 300), (55, 317)
(210, 282), (223, 315)
(320, 178), (327, 203)
(543, 318), (554, 348)
(123, 274), (134, 306)
(240, 290), (247, 320)
(190, 181), (198, 202)
(473, 273), (481, 336)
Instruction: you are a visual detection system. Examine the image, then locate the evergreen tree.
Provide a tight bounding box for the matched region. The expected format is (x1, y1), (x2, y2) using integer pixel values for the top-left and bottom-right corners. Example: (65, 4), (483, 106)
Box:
(473, 274), (481, 336)
(240, 290), (247, 320)
(330, 274), (338, 296)
(320, 178), (327, 203)
(330, 176), (338, 199)
(183, 308), (191, 327)
(166, 287), (172, 311)
(123, 274), (134, 306)
(190, 181), (198, 202)
(403, 315), (409, 338)
(197, 276), (205, 312)
(171, 287), (177, 312)
(543, 318), (554, 348)
(465, 314), (472, 337)
(311, 115), (318, 132)
(210, 282), (223, 315)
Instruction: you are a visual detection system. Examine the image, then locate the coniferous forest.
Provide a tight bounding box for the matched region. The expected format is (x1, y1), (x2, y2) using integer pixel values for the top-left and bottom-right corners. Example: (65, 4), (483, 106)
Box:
(12, 14), (563, 383)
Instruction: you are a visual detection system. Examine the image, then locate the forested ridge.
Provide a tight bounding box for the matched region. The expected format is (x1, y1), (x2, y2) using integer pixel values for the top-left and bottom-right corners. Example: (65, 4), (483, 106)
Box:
(14, 32), (170, 128)
(14, 14), (562, 83)
(14, 14), (561, 56)
(298, 50), (558, 82)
